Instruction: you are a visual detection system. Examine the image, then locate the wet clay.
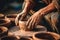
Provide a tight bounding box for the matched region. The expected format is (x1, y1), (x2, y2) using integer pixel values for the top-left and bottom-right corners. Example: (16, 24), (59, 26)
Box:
(19, 21), (27, 31)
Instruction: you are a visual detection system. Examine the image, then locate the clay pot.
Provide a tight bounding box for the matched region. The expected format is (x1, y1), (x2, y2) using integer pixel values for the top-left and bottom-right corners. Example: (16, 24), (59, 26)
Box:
(19, 21), (27, 31)
(33, 32), (60, 40)
(0, 26), (8, 37)
(1, 36), (19, 40)
(0, 18), (11, 27)
(5, 14), (17, 22)
(19, 20), (47, 32)
(0, 14), (5, 19)
(19, 37), (32, 40)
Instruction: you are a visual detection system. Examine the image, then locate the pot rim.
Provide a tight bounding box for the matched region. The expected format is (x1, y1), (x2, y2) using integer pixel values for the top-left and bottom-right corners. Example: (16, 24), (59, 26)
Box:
(0, 19), (11, 25)
(0, 26), (8, 34)
(6, 14), (17, 18)
(33, 32), (60, 40)
(0, 14), (4, 17)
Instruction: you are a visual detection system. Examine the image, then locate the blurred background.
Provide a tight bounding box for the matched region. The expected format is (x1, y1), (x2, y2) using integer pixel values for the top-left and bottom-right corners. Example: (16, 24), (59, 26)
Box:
(0, 0), (24, 14)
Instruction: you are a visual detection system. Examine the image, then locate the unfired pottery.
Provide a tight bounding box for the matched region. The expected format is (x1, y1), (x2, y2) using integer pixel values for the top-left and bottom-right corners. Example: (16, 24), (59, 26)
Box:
(33, 32), (60, 40)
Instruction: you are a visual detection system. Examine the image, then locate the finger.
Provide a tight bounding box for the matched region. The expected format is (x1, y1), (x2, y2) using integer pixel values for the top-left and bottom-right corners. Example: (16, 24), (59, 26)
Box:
(26, 17), (32, 26)
(31, 17), (36, 29)
(15, 14), (22, 26)
(15, 18), (17, 25)
(20, 16), (23, 20)
(15, 17), (18, 26)
(20, 13), (26, 20)
(31, 17), (39, 28)
(20, 14), (25, 20)
(31, 19), (35, 29)
(35, 18), (39, 26)
(15, 15), (19, 24)
(18, 14), (22, 20)
(28, 18), (33, 30)
(35, 22), (38, 27)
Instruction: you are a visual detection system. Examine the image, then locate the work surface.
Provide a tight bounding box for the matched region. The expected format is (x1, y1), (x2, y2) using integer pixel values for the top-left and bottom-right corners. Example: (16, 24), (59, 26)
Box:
(9, 25), (47, 37)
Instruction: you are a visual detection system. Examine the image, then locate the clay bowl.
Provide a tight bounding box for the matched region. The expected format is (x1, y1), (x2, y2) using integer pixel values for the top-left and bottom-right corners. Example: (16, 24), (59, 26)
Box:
(19, 21), (27, 31)
(0, 26), (8, 37)
(19, 37), (32, 40)
(0, 19), (11, 27)
(0, 14), (5, 19)
(33, 32), (60, 40)
(19, 20), (47, 32)
(1, 36), (19, 40)
(5, 14), (17, 22)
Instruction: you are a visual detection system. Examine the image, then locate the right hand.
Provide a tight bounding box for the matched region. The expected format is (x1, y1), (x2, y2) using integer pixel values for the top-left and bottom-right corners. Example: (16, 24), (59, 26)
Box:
(15, 12), (27, 26)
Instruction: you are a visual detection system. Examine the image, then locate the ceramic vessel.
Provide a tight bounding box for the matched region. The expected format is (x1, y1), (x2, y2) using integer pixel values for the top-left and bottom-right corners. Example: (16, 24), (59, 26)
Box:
(0, 26), (8, 37)
(33, 32), (60, 40)
(19, 21), (27, 31)
(0, 14), (5, 19)
(19, 20), (47, 32)
(0, 18), (11, 27)
(5, 14), (17, 22)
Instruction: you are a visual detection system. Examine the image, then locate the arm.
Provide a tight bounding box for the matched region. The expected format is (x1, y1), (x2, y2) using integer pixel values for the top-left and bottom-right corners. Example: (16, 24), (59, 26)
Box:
(15, 0), (35, 26)
(26, 0), (56, 30)
(37, 1), (56, 15)
(22, 0), (35, 13)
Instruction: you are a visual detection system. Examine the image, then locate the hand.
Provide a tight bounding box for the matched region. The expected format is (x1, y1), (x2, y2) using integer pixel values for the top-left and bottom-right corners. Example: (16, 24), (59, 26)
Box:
(15, 12), (27, 26)
(26, 12), (43, 30)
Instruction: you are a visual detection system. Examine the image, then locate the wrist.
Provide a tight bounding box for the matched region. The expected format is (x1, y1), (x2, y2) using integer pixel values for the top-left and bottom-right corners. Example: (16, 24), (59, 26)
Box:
(36, 9), (45, 16)
(39, 2), (55, 15)
(22, 10), (28, 14)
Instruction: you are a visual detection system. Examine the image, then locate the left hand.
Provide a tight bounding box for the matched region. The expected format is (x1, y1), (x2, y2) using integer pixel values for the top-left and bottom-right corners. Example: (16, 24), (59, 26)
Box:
(15, 11), (27, 26)
(26, 12), (43, 30)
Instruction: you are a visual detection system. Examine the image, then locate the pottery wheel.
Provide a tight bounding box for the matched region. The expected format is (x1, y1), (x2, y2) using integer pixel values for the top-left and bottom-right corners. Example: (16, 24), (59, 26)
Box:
(9, 25), (47, 37)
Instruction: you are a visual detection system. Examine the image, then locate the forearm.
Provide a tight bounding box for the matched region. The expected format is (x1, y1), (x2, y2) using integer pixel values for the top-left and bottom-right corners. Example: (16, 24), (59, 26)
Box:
(38, 2), (56, 15)
(22, 0), (35, 13)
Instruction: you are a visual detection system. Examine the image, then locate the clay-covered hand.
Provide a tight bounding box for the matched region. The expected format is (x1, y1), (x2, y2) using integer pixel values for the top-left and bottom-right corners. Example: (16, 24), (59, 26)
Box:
(15, 12), (27, 26)
(26, 12), (43, 30)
